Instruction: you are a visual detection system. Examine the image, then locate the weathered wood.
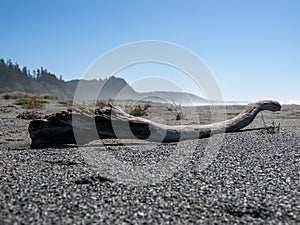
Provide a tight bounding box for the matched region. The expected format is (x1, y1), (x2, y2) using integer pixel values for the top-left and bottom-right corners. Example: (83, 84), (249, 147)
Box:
(29, 100), (281, 149)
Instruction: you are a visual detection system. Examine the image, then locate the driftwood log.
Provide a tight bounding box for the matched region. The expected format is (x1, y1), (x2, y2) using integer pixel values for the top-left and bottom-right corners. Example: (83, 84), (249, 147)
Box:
(29, 100), (281, 149)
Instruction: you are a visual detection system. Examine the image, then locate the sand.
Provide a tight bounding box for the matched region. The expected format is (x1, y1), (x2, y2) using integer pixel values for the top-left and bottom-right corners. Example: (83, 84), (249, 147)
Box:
(0, 99), (299, 224)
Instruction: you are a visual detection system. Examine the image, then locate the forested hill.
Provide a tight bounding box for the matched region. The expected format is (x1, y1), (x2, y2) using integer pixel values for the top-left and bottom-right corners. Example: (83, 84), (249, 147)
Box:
(0, 58), (131, 100)
(0, 58), (71, 99)
(0, 58), (207, 104)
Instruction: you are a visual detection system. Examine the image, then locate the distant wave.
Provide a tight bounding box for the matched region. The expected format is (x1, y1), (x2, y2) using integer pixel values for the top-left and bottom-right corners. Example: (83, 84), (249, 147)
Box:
(189, 101), (249, 106)
(187, 100), (300, 106)
(227, 100), (300, 106)
(280, 100), (300, 105)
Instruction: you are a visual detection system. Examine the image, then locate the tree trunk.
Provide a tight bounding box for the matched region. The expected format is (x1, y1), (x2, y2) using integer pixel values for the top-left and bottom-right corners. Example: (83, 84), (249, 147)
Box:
(29, 100), (281, 149)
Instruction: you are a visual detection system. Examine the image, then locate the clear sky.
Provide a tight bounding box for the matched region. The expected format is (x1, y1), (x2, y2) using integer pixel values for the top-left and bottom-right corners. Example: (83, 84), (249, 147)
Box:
(1, 0), (299, 102)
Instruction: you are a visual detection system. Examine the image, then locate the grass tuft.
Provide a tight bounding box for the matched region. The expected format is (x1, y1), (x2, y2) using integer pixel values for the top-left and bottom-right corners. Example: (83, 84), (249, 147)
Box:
(15, 98), (47, 109)
(0, 91), (57, 100)
(128, 103), (151, 116)
(96, 100), (109, 109)
(170, 100), (184, 120)
(0, 91), (32, 99)
(39, 94), (57, 99)
(58, 100), (73, 107)
(261, 114), (280, 134)
(17, 111), (42, 120)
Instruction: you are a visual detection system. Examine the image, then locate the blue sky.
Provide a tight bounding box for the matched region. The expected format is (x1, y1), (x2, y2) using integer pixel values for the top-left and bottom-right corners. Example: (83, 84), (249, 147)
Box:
(0, 0), (299, 102)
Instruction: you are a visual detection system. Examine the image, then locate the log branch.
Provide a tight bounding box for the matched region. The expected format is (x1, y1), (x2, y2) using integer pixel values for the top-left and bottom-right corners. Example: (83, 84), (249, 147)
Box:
(29, 100), (281, 149)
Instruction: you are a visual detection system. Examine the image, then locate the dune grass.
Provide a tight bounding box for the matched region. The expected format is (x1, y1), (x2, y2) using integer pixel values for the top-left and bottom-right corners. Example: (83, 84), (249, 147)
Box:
(17, 111), (43, 120)
(58, 100), (73, 107)
(15, 98), (48, 109)
(0, 91), (33, 99)
(0, 91), (57, 100)
(0, 91), (58, 109)
(128, 103), (151, 116)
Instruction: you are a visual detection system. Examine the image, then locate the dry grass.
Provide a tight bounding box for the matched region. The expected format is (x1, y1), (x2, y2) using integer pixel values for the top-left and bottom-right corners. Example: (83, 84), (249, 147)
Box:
(170, 100), (184, 120)
(0, 91), (33, 99)
(0, 91), (56, 100)
(95, 100), (109, 109)
(17, 111), (42, 120)
(261, 114), (280, 134)
(15, 98), (47, 109)
(58, 100), (73, 107)
(39, 94), (58, 99)
(128, 103), (151, 116)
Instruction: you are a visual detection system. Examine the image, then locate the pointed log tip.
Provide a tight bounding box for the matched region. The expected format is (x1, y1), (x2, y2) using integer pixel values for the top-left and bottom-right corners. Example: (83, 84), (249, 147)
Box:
(251, 100), (281, 112)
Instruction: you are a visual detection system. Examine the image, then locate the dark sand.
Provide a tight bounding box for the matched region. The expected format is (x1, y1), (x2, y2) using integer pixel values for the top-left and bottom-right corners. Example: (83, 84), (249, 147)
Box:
(0, 99), (299, 224)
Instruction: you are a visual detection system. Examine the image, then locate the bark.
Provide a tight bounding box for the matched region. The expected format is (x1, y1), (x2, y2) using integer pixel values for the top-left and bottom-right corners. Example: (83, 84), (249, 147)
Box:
(29, 100), (281, 149)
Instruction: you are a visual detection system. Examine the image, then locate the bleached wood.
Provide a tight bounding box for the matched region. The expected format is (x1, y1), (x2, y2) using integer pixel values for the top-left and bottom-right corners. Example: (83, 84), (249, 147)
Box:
(29, 100), (281, 148)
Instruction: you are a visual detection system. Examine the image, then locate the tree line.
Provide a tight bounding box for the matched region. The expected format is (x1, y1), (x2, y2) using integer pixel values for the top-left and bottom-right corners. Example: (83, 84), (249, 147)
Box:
(0, 58), (72, 99)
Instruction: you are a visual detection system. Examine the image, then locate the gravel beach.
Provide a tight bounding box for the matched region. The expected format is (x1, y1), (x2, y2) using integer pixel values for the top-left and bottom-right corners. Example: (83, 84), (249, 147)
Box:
(0, 100), (299, 224)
